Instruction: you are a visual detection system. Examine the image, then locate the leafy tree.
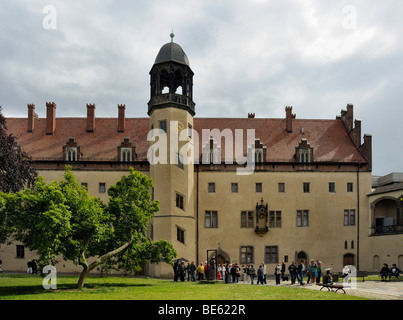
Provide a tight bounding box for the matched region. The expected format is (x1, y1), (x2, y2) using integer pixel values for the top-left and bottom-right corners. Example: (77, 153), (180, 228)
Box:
(0, 106), (37, 193)
(0, 166), (177, 288)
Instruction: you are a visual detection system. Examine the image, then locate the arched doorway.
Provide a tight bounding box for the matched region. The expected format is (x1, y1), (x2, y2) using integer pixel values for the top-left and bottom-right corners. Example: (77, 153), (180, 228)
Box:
(373, 255), (380, 272)
(296, 251), (308, 264)
(343, 253), (355, 267)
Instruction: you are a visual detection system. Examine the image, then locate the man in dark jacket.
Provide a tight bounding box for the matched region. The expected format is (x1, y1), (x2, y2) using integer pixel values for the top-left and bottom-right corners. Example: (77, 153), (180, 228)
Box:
(257, 265), (264, 285)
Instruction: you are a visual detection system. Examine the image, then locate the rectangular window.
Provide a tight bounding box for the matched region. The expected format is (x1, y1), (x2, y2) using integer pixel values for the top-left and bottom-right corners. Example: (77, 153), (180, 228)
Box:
(81, 182), (88, 190)
(99, 183), (106, 193)
(188, 123), (193, 139)
(255, 183), (262, 193)
(159, 120), (167, 133)
(231, 183), (238, 193)
(265, 246), (278, 264)
(303, 182), (310, 193)
(278, 183), (285, 193)
(177, 227), (185, 244)
(344, 209), (356, 226)
(269, 211), (282, 228)
(329, 182), (335, 193)
(240, 246), (254, 264)
(205, 211), (218, 228)
(208, 183), (216, 193)
(347, 182), (353, 192)
(176, 193), (184, 210)
(16, 245), (25, 259)
(297, 210), (309, 227)
(241, 211), (254, 228)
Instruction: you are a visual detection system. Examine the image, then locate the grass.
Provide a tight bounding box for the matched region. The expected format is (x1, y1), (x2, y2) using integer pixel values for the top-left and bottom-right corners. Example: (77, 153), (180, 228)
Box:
(0, 274), (372, 300)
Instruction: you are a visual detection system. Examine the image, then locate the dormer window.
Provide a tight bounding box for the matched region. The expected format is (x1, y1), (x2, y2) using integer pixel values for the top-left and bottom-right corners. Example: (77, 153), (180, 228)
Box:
(251, 139), (267, 163)
(121, 148), (132, 162)
(202, 138), (220, 164)
(118, 138), (136, 162)
(66, 147), (77, 161)
(63, 138), (80, 162)
(296, 138), (313, 164)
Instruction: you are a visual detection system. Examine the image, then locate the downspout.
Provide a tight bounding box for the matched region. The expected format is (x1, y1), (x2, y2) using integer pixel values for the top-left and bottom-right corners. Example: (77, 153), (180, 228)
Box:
(356, 163), (360, 271)
(196, 164), (199, 265)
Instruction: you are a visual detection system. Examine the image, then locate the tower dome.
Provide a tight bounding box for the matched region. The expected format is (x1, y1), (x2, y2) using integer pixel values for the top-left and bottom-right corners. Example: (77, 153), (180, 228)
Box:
(154, 32), (190, 66)
(154, 42), (190, 66)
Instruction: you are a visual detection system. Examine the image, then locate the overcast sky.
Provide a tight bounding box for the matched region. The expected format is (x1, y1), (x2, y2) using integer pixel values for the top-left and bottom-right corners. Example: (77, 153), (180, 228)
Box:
(1, 0), (402, 176)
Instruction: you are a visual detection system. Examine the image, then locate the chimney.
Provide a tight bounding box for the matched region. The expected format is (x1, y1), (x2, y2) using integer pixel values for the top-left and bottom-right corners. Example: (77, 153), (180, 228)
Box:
(27, 104), (36, 132)
(341, 103), (354, 132)
(118, 104), (126, 133)
(86, 103), (96, 132)
(285, 106), (296, 133)
(46, 102), (56, 135)
(359, 134), (372, 171)
(248, 113), (255, 118)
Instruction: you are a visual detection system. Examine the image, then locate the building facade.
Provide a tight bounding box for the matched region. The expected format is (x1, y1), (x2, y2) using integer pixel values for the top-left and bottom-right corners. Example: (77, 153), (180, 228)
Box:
(2, 39), (401, 277)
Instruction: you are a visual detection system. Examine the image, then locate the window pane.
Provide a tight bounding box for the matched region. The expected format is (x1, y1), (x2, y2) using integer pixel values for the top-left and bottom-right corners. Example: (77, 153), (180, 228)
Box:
(211, 211), (218, 228)
(350, 210), (355, 225)
(205, 211), (211, 228)
(247, 211), (253, 228)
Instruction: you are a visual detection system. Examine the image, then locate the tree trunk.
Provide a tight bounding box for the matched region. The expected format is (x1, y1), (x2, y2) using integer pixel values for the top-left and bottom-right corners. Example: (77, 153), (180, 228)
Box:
(77, 266), (90, 289)
(76, 236), (133, 289)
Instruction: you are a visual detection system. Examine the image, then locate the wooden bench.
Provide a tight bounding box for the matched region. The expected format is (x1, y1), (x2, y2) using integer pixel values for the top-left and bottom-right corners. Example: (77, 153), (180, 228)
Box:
(356, 271), (368, 282)
(316, 283), (348, 294)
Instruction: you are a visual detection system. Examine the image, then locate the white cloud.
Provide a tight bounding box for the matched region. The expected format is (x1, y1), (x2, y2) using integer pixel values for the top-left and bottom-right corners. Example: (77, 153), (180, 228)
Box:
(0, 0), (402, 174)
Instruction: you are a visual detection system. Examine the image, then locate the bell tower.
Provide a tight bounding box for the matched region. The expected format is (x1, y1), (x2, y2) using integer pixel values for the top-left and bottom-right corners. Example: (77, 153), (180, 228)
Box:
(148, 34), (196, 277)
(148, 32), (195, 117)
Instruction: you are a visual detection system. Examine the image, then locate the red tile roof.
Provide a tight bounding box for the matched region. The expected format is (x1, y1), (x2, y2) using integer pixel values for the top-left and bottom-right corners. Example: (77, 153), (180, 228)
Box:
(5, 116), (367, 164)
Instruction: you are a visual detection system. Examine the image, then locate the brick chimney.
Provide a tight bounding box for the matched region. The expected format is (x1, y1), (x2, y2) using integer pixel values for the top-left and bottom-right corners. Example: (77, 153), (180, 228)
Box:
(46, 102), (56, 135)
(285, 106), (296, 133)
(341, 103), (354, 132)
(118, 104), (126, 133)
(86, 103), (96, 132)
(248, 113), (255, 118)
(27, 104), (36, 133)
(359, 134), (372, 171)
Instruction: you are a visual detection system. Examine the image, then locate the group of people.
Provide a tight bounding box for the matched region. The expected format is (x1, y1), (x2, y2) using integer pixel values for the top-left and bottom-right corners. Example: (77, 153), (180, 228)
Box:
(380, 263), (401, 281)
(173, 259), (329, 285)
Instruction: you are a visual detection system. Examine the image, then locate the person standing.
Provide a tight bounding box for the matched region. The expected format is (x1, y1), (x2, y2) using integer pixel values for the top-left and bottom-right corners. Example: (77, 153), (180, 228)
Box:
(308, 259), (317, 284)
(249, 265), (256, 284)
(245, 265), (250, 284)
(297, 260), (305, 285)
(190, 261), (197, 282)
(0, 257), (3, 273)
(281, 262), (286, 281)
(274, 262), (281, 285)
(197, 262), (204, 281)
(288, 261), (297, 284)
(27, 260), (33, 274)
(262, 262), (267, 284)
(178, 261), (186, 282)
(316, 260), (322, 284)
(257, 265), (264, 285)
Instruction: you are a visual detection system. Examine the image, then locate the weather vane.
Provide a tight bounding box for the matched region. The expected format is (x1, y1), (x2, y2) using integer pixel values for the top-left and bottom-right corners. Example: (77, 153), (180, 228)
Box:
(170, 30), (175, 43)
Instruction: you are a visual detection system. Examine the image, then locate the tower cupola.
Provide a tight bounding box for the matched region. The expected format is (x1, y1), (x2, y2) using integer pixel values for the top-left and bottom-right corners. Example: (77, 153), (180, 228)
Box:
(148, 33), (195, 116)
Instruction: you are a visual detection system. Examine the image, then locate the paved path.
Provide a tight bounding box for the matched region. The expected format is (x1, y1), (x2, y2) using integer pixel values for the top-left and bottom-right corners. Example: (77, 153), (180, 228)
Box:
(264, 280), (403, 300)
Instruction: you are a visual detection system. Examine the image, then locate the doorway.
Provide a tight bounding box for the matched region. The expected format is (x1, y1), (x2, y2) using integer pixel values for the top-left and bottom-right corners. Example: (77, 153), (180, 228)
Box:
(343, 253), (355, 267)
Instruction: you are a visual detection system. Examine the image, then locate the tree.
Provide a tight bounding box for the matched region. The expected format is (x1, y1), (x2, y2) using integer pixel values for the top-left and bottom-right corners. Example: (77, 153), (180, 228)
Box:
(0, 166), (177, 288)
(0, 106), (37, 193)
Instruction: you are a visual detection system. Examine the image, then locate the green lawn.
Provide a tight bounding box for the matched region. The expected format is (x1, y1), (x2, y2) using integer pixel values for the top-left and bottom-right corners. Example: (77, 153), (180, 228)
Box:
(0, 274), (371, 300)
